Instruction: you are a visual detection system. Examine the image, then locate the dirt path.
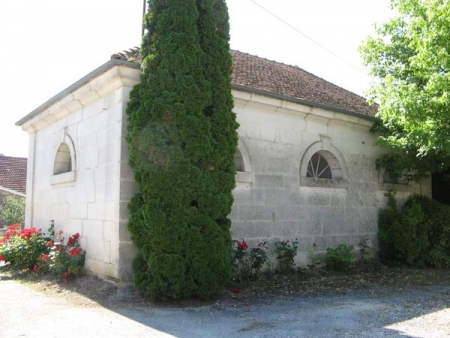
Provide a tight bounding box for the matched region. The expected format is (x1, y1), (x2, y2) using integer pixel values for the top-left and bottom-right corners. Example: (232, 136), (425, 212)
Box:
(2, 268), (450, 338)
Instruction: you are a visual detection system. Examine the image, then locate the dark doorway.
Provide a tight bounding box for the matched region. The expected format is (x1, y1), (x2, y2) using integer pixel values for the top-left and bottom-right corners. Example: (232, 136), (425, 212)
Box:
(432, 170), (450, 205)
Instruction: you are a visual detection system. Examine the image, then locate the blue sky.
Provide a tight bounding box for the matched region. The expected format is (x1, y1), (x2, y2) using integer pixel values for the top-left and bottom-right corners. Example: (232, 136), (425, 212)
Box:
(0, 0), (393, 157)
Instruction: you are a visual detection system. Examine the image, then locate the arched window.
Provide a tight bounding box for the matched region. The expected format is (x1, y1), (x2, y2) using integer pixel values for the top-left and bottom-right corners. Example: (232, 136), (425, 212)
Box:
(300, 137), (347, 190)
(306, 150), (343, 180)
(307, 153), (331, 179)
(53, 143), (72, 175)
(51, 131), (76, 185)
(234, 149), (245, 172)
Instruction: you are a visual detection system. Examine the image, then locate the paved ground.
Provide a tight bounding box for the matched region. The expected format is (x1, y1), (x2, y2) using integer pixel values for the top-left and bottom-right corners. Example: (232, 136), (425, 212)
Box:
(1, 271), (450, 338)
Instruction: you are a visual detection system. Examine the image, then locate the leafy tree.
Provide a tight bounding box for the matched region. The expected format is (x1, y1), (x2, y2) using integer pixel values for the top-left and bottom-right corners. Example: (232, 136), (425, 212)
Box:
(0, 196), (25, 226)
(126, 0), (238, 299)
(360, 0), (450, 180)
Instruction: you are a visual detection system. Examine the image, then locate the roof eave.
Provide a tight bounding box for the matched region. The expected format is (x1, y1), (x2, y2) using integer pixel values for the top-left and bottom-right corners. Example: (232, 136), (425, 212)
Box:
(16, 59), (140, 127)
(231, 84), (379, 122)
(0, 185), (26, 198)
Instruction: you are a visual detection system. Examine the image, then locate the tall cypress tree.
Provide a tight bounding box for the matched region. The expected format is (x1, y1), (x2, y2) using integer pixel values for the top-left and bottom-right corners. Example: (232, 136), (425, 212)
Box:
(126, 0), (238, 299)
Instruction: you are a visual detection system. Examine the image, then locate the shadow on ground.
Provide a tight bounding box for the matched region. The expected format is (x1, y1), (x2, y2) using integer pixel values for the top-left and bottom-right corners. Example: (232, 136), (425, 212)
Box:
(2, 264), (450, 337)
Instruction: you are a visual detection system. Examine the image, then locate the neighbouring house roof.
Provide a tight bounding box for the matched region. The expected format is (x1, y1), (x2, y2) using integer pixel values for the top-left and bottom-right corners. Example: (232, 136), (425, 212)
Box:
(17, 47), (377, 127)
(0, 155), (27, 195)
(112, 47), (378, 118)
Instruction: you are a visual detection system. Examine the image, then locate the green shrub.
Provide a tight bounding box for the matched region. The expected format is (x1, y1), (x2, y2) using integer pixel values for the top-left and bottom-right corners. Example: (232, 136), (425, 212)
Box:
(126, 0), (237, 300)
(378, 191), (429, 266)
(0, 224), (85, 278)
(38, 232), (85, 278)
(0, 224), (49, 270)
(273, 239), (299, 273)
(232, 239), (269, 280)
(1, 196), (25, 227)
(325, 244), (355, 272)
(404, 195), (450, 268)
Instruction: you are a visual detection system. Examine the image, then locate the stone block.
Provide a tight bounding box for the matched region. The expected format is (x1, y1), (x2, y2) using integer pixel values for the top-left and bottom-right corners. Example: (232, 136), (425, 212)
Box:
(284, 176), (300, 191)
(232, 188), (254, 205)
(68, 202), (88, 219)
(239, 205), (276, 221)
(229, 205), (238, 221)
(86, 238), (111, 263)
(307, 192), (331, 206)
(254, 174), (284, 188)
(119, 201), (130, 221)
(238, 221), (273, 239)
(264, 188), (288, 205)
(98, 141), (121, 165)
(118, 242), (138, 282)
(82, 220), (104, 239)
(81, 100), (105, 121)
(119, 179), (137, 201)
(264, 158), (291, 175)
(79, 147), (98, 170)
(119, 220), (132, 242)
(103, 220), (119, 242)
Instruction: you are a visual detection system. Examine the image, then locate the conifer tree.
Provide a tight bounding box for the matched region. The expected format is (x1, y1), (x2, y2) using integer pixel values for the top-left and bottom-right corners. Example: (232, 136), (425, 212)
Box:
(126, 0), (238, 299)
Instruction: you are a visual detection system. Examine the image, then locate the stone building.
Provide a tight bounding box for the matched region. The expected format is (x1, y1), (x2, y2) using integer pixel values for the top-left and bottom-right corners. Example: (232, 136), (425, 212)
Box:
(16, 49), (430, 282)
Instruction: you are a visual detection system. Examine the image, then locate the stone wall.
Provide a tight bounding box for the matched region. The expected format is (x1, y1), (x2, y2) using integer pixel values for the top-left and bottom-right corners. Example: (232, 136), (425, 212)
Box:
(21, 64), (139, 282)
(230, 90), (431, 264)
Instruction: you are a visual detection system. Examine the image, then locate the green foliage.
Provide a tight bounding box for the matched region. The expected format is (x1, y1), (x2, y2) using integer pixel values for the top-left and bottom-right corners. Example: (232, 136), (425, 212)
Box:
(273, 239), (299, 273)
(232, 239), (269, 280)
(360, 0), (450, 179)
(378, 191), (429, 266)
(0, 224), (49, 270)
(38, 232), (85, 278)
(1, 196), (25, 226)
(403, 195), (450, 268)
(126, 0), (238, 300)
(325, 244), (355, 272)
(377, 192), (450, 268)
(0, 224), (85, 277)
(359, 237), (378, 266)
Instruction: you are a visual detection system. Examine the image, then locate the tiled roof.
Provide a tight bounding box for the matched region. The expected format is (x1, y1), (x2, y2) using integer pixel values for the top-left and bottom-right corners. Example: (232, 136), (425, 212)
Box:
(112, 47), (377, 117)
(0, 155), (27, 194)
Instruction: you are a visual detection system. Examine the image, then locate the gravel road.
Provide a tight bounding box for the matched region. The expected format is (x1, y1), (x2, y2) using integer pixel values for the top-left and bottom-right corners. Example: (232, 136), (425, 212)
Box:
(1, 271), (450, 338)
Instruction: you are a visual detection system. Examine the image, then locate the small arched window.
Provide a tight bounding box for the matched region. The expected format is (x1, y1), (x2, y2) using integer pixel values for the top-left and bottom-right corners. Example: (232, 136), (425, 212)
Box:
(53, 143), (72, 175)
(50, 132), (76, 185)
(306, 150), (343, 180)
(234, 149), (245, 172)
(307, 153), (332, 179)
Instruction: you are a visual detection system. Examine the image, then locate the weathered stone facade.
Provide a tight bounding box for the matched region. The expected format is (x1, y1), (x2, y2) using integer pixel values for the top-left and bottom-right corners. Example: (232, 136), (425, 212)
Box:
(17, 53), (431, 283)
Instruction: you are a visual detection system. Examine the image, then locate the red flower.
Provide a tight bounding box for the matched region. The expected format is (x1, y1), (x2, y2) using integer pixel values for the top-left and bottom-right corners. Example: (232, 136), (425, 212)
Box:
(33, 265), (38, 271)
(62, 272), (69, 279)
(45, 240), (53, 247)
(67, 233), (80, 247)
(0, 255), (5, 261)
(237, 239), (248, 250)
(69, 248), (82, 257)
(231, 288), (241, 294)
(41, 254), (49, 262)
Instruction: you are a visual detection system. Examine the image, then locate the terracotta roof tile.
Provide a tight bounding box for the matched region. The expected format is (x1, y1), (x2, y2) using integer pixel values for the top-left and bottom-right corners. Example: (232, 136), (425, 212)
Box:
(112, 47), (377, 117)
(0, 155), (27, 194)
